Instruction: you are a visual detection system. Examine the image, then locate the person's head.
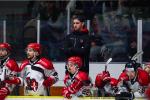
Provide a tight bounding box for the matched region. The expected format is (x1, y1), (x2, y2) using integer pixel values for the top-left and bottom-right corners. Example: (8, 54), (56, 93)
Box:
(126, 69), (136, 80)
(144, 63), (150, 74)
(26, 43), (41, 61)
(91, 41), (96, 47)
(125, 60), (138, 80)
(0, 43), (11, 60)
(72, 15), (85, 32)
(66, 56), (83, 74)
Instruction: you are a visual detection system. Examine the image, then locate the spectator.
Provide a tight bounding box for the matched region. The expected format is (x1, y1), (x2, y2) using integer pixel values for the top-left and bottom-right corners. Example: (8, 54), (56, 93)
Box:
(90, 40), (104, 62)
(0, 43), (19, 100)
(24, 1), (68, 61)
(62, 14), (91, 74)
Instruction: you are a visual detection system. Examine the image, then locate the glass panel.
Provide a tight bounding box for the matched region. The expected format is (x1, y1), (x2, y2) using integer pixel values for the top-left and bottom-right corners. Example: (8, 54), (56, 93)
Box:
(0, 1), (150, 62)
(1, 1), (68, 62)
(86, 1), (137, 62)
(6, 19), (29, 61)
(143, 20), (150, 61)
(39, 1), (68, 61)
(0, 20), (3, 43)
(74, 1), (149, 62)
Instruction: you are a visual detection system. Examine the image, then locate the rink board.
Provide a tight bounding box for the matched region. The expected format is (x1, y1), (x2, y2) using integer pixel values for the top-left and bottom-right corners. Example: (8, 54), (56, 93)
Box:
(17, 63), (126, 96)
(5, 96), (115, 100)
(17, 63), (126, 87)
(40, 63), (126, 86)
(5, 96), (144, 100)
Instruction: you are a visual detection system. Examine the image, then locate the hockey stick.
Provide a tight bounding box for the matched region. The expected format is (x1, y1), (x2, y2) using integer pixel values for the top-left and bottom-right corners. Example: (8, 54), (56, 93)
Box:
(105, 58), (112, 72)
(131, 51), (143, 61)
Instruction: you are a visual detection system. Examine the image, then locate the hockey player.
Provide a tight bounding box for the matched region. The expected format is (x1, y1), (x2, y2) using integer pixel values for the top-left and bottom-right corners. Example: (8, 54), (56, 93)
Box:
(62, 56), (92, 99)
(145, 85), (150, 99)
(117, 60), (150, 99)
(95, 71), (118, 97)
(144, 63), (150, 75)
(0, 43), (19, 100)
(17, 43), (58, 96)
(95, 58), (118, 97)
(144, 63), (150, 99)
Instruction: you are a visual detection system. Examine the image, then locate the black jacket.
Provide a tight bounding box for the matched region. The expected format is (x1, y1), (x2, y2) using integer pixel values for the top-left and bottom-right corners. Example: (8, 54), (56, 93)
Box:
(62, 28), (91, 73)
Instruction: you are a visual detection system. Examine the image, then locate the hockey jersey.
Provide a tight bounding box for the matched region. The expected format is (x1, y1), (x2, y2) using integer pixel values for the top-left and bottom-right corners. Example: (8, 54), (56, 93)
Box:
(0, 57), (19, 94)
(19, 57), (58, 96)
(62, 71), (92, 98)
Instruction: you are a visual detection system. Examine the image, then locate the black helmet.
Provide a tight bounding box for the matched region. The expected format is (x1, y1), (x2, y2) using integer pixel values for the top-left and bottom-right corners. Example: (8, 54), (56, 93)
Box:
(125, 60), (141, 72)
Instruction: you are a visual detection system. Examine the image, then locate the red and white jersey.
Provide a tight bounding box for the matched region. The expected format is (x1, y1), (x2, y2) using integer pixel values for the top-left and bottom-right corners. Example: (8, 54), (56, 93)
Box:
(95, 71), (118, 96)
(118, 68), (150, 86)
(0, 57), (19, 93)
(19, 57), (58, 96)
(62, 71), (92, 98)
(117, 68), (150, 97)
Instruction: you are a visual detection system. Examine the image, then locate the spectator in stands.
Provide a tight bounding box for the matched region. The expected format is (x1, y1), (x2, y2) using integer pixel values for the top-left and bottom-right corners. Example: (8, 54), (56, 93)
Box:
(90, 40), (104, 62)
(90, 15), (108, 62)
(62, 14), (91, 74)
(24, 1), (68, 61)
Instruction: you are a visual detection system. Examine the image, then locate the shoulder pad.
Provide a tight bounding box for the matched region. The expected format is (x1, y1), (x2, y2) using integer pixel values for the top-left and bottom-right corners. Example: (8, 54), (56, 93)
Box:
(6, 59), (19, 72)
(37, 57), (54, 70)
(118, 72), (129, 81)
(76, 71), (89, 81)
(19, 60), (29, 71)
(137, 68), (150, 86)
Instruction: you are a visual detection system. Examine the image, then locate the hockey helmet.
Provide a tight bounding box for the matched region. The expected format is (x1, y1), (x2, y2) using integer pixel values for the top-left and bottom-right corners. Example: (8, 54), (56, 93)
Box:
(67, 56), (83, 68)
(125, 60), (141, 72)
(26, 43), (42, 55)
(0, 43), (12, 52)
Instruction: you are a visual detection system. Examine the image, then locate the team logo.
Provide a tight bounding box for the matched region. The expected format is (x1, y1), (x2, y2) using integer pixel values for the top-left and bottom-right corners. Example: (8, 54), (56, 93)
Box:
(26, 78), (38, 91)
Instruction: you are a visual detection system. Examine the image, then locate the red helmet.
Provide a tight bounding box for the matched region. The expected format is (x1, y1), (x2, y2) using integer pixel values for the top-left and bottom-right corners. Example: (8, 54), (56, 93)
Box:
(0, 43), (12, 52)
(26, 43), (42, 54)
(67, 56), (83, 68)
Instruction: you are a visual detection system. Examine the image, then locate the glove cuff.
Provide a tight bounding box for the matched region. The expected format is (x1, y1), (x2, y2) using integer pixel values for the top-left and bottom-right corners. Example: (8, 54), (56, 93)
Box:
(43, 77), (53, 87)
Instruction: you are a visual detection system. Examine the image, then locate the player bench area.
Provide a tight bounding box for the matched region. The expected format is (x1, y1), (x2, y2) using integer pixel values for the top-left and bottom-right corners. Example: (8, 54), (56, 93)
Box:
(10, 63), (124, 96)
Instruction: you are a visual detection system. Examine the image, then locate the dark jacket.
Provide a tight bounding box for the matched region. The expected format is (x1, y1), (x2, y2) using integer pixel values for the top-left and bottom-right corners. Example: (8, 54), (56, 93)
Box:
(62, 27), (91, 73)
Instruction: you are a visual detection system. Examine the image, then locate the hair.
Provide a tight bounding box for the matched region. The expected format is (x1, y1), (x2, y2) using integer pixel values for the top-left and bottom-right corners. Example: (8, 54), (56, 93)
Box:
(72, 11), (86, 22)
